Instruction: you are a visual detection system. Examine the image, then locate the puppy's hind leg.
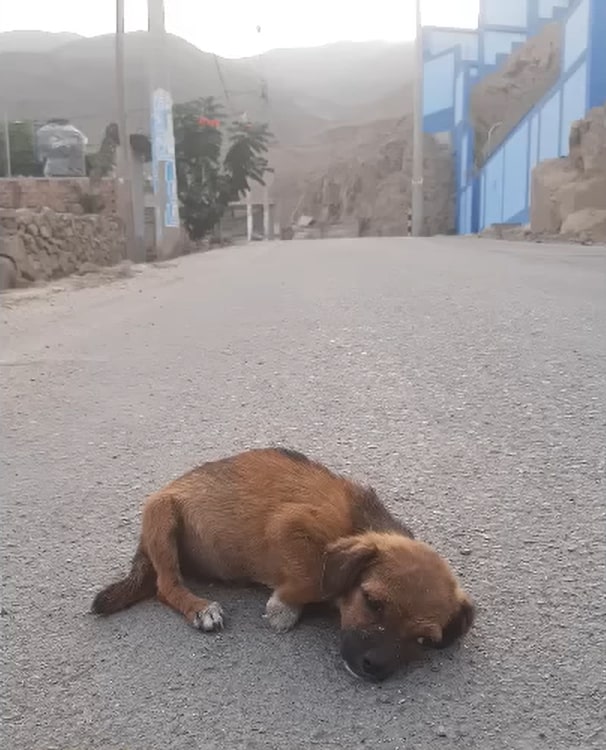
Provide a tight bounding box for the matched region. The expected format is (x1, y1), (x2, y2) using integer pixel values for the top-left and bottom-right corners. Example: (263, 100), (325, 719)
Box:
(142, 492), (224, 632)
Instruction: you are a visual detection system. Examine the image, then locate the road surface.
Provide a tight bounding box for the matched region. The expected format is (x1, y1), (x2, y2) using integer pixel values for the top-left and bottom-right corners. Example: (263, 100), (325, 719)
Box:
(2, 237), (605, 750)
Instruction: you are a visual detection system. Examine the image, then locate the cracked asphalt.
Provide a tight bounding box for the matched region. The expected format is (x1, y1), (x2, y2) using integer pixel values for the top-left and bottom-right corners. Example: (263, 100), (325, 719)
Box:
(1, 237), (605, 750)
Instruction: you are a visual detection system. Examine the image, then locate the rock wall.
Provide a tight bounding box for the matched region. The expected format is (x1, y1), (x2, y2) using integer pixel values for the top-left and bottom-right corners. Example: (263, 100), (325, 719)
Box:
(274, 115), (454, 237)
(0, 177), (116, 215)
(531, 105), (606, 242)
(0, 207), (125, 288)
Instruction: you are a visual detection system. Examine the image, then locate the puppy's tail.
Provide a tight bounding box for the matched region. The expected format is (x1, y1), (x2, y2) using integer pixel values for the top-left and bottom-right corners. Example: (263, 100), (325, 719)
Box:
(91, 544), (156, 615)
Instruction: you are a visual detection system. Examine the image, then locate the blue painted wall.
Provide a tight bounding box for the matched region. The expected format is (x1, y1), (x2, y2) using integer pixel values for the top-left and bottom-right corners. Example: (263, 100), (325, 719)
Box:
(422, 0), (571, 224)
(475, 0), (603, 230)
(482, 31), (527, 64)
(560, 63), (588, 153)
(422, 0), (603, 233)
(481, 0), (529, 28)
(587, 0), (606, 108)
(424, 28), (479, 61)
(528, 113), (540, 188)
(538, 91), (561, 162)
(539, 0), (570, 18)
(502, 122), (530, 221)
(424, 52), (456, 115)
(564, 0), (589, 70)
(539, 0), (570, 17)
(423, 50), (457, 133)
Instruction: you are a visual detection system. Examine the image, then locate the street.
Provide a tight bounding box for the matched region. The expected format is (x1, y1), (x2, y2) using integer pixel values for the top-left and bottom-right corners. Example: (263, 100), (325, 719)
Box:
(1, 237), (605, 749)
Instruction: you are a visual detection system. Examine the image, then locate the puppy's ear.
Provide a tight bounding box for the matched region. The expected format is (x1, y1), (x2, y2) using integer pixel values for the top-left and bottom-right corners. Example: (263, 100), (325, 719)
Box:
(433, 589), (475, 649)
(321, 536), (377, 599)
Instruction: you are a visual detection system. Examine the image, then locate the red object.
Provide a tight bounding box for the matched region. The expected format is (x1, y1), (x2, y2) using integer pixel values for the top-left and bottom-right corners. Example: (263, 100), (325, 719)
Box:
(198, 117), (220, 128)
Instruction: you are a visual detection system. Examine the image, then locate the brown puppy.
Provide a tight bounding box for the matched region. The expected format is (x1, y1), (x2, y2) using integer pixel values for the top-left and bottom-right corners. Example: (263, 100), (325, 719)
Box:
(92, 447), (474, 681)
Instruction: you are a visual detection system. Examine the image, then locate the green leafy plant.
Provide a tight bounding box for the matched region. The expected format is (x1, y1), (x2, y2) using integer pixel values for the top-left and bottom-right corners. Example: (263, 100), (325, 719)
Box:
(173, 97), (271, 240)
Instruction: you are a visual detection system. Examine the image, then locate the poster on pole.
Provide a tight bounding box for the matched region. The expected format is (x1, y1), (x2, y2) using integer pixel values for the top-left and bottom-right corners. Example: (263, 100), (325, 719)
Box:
(150, 88), (180, 229)
(151, 88), (176, 162)
(164, 159), (180, 228)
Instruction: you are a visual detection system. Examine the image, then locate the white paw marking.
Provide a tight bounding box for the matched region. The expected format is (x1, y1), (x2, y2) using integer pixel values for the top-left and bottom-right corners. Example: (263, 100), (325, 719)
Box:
(192, 601), (224, 632)
(263, 592), (301, 633)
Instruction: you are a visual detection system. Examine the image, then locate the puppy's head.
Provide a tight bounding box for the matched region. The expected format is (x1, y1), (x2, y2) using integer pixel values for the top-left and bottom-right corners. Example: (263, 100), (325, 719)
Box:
(322, 532), (474, 682)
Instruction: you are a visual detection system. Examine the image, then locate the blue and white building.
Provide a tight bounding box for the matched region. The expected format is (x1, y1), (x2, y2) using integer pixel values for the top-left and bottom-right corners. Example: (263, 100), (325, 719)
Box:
(422, 0), (606, 234)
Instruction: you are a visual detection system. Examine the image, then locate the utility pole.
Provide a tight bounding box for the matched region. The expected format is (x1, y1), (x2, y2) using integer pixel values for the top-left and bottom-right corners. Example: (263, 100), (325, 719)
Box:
(411, 0), (424, 237)
(148, 0), (181, 260)
(115, 0), (137, 260)
(246, 190), (253, 241)
(256, 24), (273, 241)
(3, 114), (12, 177)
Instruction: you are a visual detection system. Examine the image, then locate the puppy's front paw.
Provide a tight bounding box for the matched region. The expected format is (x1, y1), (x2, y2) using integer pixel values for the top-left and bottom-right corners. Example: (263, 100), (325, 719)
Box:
(263, 592), (301, 633)
(192, 601), (224, 632)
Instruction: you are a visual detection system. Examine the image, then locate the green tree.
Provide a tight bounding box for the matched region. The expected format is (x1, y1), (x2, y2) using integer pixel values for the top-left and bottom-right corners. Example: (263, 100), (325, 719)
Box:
(0, 121), (42, 177)
(172, 97), (271, 240)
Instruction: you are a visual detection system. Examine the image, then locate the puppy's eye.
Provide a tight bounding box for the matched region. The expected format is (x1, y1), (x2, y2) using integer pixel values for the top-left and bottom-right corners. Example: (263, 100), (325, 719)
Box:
(362, 589), (384, 614)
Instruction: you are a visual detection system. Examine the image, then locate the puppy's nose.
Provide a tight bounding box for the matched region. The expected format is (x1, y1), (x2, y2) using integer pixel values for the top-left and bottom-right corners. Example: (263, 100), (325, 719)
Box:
(360, 652), (391, 681)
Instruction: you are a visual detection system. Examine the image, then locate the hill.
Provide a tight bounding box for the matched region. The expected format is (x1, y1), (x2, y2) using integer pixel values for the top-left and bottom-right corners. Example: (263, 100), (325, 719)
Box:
(0, 30), (82, 53)
(0, 30), (422, 235)
(0, 31), (413, 149)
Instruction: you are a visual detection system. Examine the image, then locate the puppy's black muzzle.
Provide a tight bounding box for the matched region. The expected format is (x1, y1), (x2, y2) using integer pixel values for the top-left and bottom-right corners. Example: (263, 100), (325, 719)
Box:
(340, 628), (400, 682)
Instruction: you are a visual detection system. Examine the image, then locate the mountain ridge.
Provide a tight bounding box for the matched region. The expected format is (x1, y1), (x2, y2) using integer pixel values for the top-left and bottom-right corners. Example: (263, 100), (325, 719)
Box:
(0, 30), (413, 148)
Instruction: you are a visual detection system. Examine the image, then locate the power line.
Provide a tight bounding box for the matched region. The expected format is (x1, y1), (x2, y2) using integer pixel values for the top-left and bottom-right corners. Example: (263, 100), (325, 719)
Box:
(212, 53), (235, 115)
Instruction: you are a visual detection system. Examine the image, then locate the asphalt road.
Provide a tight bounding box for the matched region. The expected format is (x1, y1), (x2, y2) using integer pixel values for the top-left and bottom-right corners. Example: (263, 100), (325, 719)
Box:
(2, 237), (605, 750)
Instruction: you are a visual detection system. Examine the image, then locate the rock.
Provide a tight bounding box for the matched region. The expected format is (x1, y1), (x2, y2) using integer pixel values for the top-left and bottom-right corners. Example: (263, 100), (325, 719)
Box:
(77, 261), (101, 275)
(531, 105), (606, 240)
(0, 254), (18, 290)
(561, 208), (606, 243)
(530, 158), (578, 234)
(557, 176), (606, 224)
(274, 115), (454, 237)
(0, 234), (38, 283)
(569, 105), (606, 174)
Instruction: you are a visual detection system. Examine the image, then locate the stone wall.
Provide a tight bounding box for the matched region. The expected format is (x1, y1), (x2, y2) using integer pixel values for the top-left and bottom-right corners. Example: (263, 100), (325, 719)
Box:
(290, 116), (455, 237)
(531, 105), (606, 243)
(0, 207), (125, 288)
(0, 177), (116, 215)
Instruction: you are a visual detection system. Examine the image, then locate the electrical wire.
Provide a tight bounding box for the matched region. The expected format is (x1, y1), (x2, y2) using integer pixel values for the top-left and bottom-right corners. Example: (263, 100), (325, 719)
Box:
(212, 53), (235, 114)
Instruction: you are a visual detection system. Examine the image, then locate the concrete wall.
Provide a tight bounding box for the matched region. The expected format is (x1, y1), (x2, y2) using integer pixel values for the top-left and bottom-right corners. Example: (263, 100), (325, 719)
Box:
(0, 177), (116, 215)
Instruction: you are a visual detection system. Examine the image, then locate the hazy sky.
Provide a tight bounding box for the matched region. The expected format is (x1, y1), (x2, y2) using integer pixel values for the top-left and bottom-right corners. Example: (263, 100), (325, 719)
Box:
(0, 1), (481, 58)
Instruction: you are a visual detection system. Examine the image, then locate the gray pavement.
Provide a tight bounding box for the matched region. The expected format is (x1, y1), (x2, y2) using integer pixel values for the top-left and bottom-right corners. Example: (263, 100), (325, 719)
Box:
(1, 237), (605, 750)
